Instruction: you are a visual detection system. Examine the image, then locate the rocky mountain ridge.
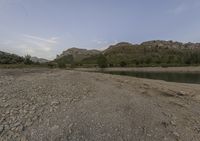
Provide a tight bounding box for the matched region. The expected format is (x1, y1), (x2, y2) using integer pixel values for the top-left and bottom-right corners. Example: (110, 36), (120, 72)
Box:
(56, 40), (200, 66)
(58, 40), (200, 59)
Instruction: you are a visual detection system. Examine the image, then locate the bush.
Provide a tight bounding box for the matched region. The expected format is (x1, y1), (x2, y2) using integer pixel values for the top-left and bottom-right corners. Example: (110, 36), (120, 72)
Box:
(47, 62), (57, 68)
(97, 54), (108, 68)
(24, 55), (33, 65)
(120, 61), (127, 67)
(58, 61), (66, 68)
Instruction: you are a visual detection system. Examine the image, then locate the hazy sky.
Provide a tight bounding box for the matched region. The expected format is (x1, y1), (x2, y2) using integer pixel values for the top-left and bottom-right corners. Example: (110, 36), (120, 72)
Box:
(0, 0), (200, 59)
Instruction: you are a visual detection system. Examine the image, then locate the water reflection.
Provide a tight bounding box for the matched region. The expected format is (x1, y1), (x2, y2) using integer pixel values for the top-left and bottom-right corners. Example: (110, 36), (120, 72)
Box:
(105, 71), (200, 84)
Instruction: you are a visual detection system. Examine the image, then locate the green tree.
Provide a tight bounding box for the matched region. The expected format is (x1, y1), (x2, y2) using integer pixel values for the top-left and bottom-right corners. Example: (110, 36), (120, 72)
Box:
(24, 55), (33, 65)
(58, 61), (66, 68)
(97, 54), (108, 68)
(120, 61), (127, 67)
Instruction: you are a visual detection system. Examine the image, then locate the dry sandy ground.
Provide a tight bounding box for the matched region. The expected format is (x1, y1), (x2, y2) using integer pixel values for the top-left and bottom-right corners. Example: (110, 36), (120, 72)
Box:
(1, 68), (200, 141)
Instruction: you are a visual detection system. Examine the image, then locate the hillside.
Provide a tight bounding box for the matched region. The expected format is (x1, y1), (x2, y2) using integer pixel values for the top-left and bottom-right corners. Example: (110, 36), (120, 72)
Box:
(0, 51), (24, 64)
(0, 51), (49, 65)
(57, 48), (100, 61)
(55, 48), (101, 65)
(104, 40), (200, 66)
(55, 40), (200, 67)
(30, 57), (49, 63)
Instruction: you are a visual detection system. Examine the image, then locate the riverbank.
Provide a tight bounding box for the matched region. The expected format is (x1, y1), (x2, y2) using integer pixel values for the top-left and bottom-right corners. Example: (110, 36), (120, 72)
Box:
(1, 68), (200, 141)
(76, 66), (200, 73)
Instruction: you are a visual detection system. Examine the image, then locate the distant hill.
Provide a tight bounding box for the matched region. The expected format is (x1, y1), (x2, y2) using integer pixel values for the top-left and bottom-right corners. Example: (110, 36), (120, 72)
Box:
(55, 47), (101, 64)
(30, 57), (49, 63)
(57, 47), (100, 61)
(0, 51), (49, 65)
(2, 40), (200, 67)
(55, 40), (200, 67)
(0, 51), (24, 64)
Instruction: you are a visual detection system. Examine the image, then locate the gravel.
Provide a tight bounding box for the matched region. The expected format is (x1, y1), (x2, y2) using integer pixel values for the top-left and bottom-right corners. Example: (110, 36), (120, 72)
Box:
(1, 68), (200, 141)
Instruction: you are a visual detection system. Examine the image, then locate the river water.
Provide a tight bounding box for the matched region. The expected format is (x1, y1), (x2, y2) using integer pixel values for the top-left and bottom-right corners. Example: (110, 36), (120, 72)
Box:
(104, 71), (200, 84)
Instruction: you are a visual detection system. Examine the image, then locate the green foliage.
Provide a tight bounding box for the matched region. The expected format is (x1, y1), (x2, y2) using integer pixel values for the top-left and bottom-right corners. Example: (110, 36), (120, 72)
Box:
(103, 45), (200, 67)
(81, 55), (99, 64)
(47, 62), (57, 68)
(58, 61), (66, 68)
(97, 54), (108, 68)
(55, 55), (73, 64)
(55, 55), (74, 68)
(120, 61), (127, 67)
(0, 51), (24, 64)
(24, 55), (33, 65)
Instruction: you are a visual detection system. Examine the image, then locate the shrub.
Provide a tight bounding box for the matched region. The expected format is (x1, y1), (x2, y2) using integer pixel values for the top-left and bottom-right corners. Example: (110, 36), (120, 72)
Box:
(24, 55), (33, 65)
(120, 61), (127, 67)
(97, 54), (108, 68)
(58, 61), (66, 68)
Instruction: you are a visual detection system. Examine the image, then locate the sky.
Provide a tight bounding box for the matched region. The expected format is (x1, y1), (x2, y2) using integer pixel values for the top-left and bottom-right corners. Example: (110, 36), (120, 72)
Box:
(0, 0), (200, 60)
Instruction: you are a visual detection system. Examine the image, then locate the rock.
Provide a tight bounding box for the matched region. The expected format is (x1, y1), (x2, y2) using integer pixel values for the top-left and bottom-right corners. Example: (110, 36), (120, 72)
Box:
(170, 120), (176, 126)
(50, 107), (53, 112)
(161, 121), (168, 128)
(5, 110), (10, 114)
(147, 133), (152, 137)
(50, 125), (59, 131)
(172, 131), (180, 137)
(4, 124), (10, 130)
(20, 135), (27, 141)
(13, 122), (20, 127)
(16, 125), (25, 132)
(68, 123), (74, 128)
(51, 100), (60, 106)
(4, 103), (9, 107)
(0, 125), (4, 134)
(25, 119), (33, 127)
(194, 126), (200, 133)
(32, 115), (38, 121)
(177, 91), (187, 96)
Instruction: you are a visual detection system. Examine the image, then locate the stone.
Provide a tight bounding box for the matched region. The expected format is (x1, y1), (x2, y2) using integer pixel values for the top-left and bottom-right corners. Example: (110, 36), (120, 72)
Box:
(170, 120), (176, 126)
(177, 91), (187, 96)
(172, 131), (180, 137)
(51, 100), (60, 106)
(0, 125), (4, 134)
(16, 125), (25, 132)
(50, 125), (59, 131)
(13, 122), (20, 127)
(25, 119), (33, 127)
(4, 103), (9, 108)
(20, 135), (27, 141)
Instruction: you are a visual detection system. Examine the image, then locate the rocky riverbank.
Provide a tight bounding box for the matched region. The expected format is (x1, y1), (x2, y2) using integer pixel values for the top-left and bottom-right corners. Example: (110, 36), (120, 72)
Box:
(76, 66), (200, 73)
(1, 68), (200, 141)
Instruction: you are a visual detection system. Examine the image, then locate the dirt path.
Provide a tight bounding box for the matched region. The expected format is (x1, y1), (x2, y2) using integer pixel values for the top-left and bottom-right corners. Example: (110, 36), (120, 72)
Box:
(1, 69), (200, 141)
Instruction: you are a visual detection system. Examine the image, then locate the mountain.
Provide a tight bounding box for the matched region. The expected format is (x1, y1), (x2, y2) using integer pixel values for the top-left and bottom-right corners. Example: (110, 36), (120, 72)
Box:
(55, 40), (200, 67)
(0, 51), (24, 64)
(141, 40), (200, 49)
(56, 47), (101, 63)
(103, 40), (200, 66)
(30, 57), (49, 63)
